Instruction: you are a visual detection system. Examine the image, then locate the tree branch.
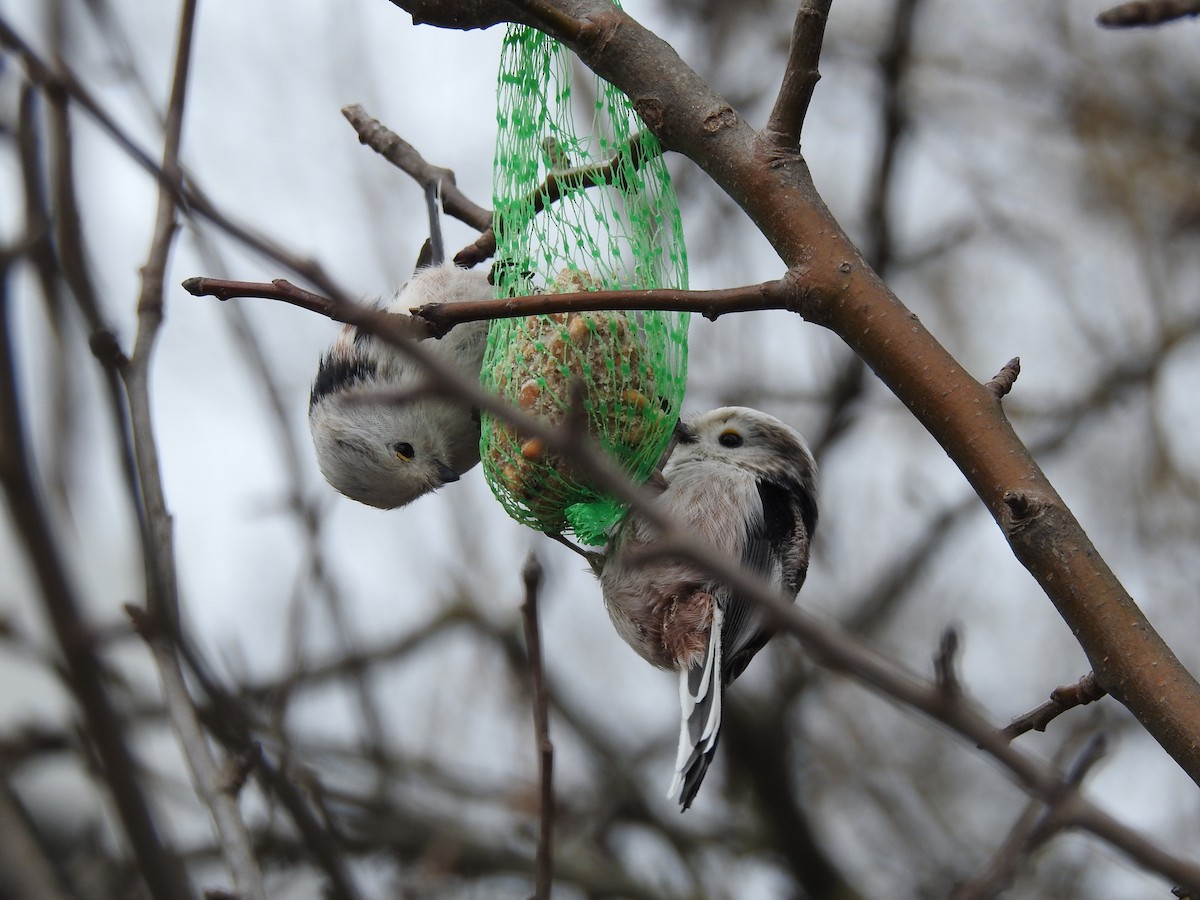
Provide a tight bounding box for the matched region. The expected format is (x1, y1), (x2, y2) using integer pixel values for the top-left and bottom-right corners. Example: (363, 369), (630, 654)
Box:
(765, 0), (833, 144)
(519, 554), (554, 900)
(125, 2), (266, 895)
(984, 357), (1021, 399)
(951, 734), (1108, 900)
(0, 255), (192, 900)
(183, 273), (796, 334)
(455, 129), (663, 267)
(1001, 673), (1107, 743)
(1097, 0), (1200, 27)
(182, 276), (363, 324)
(381, 0), (1200, 791)
(209, 261), (1200, 890)
(341, 103), (492, 233)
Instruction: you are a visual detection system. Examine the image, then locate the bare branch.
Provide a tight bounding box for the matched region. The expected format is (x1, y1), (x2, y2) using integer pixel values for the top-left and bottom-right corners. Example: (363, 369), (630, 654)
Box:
(0, 258), (191, 900)
(413, 278), (797, 330)
(383, 0), (1200, 792)
(1001, 673), (1107, 743)
(180, 275), (416, 328)
(934, 626), (962, 696)
(766, 0), (833, 144)
(951, 734), (1108, 900)
(520, 554), (554, 900)
(985, 357), (1021, 399)
(120, 2), (267, 895)
(1098, 0), (1200, 26)
(183, 272), (797, 333)
(341, 103), (492, 233)
(269, 263), (1200, 890)
(0, 777), (71, 900)
(860, 0), (925, 273)
(455, 129), (663, 267)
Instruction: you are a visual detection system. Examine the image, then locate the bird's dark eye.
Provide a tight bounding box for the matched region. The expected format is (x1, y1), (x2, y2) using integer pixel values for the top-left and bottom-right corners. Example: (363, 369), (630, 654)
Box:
(393, 442), (415, 461)
(718, 430), (743, 448)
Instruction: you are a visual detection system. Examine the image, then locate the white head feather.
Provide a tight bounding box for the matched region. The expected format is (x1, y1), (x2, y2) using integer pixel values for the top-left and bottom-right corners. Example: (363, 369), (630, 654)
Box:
(308, 263), (492, 509)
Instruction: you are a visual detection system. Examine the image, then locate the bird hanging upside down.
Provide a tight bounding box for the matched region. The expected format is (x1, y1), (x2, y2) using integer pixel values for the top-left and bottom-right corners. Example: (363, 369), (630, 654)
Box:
(308, 261), (493, 509)
(600, 406), (818, 809)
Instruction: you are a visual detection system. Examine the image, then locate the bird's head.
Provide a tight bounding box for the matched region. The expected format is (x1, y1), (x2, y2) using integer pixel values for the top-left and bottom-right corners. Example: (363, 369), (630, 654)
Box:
(672, 406), (817, 498)
(308, 363), (478, 509)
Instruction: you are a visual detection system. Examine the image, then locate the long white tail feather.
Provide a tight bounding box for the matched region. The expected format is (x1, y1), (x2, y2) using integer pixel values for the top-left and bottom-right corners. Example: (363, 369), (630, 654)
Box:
(667, 670), (693, 800)
(667, 604), (724, 803)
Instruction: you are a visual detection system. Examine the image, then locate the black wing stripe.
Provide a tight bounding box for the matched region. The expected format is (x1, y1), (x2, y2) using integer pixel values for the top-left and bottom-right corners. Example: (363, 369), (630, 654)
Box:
(310, 352), (377, 408)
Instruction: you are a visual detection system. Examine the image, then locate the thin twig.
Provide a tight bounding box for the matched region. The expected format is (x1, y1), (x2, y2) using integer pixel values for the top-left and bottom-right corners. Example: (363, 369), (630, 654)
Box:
(0, 254), (192, 900)
(183, 273), (796, 333)
(123, 1), (266, 896)
(182, 276), (349, 319)
(456, 131), (662, 268)
(985, 357), (1021, 399)
(1000, 673), (1107, 742)
(520, 554), (554, 900)
(951, 734), (1107, 900)
(515, 131), (660, 218)
(1097, 0), (1200, 26)
(934, 626), (961, 696)
(418, 278), (794, 328)
(766, 0), (834, 143)
(860, 0), (924, 273)
(341, 103), (492, 232)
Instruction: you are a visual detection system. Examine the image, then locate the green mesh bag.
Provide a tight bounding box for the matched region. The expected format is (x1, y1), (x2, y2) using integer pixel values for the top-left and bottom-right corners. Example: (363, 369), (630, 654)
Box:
(480, 22), (689, 545)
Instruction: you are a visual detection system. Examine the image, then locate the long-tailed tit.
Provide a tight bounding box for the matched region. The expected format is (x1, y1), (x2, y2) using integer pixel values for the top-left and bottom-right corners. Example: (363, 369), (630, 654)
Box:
(308, 262), (492, 508)
(600, 406), (818, 810)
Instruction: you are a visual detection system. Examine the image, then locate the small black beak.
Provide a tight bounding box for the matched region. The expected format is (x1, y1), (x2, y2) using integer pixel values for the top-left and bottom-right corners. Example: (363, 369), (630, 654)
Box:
(435, 460), (460, 485)
(673, 419), (698, 444)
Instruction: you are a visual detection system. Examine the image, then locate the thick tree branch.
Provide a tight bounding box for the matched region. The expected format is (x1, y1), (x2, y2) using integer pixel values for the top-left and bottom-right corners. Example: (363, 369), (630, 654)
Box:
(382, 0), (1200, 790)
(395, 0), (558, 33)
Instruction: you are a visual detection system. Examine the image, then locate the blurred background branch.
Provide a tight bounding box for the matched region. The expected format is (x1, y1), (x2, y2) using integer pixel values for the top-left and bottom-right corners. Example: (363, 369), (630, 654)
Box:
(1, 0), (1199, 898)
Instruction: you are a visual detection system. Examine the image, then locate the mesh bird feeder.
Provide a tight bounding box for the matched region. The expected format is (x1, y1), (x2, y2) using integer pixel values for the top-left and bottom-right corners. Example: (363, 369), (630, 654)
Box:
(480, 21), (689, 545)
